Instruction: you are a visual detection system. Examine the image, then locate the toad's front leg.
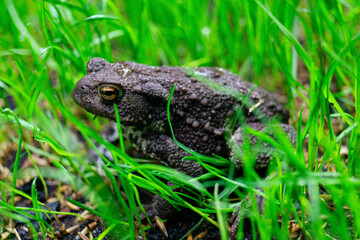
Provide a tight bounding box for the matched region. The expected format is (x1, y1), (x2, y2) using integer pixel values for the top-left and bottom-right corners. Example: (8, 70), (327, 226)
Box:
(130, 132), (203, 219)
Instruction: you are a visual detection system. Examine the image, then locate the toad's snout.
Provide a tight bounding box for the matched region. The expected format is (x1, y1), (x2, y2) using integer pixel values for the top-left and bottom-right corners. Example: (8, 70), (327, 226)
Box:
(72, 78), (90, 107)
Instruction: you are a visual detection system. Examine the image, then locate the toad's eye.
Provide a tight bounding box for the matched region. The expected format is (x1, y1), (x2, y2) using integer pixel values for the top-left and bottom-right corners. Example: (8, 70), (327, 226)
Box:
(99, 85), (122, 102)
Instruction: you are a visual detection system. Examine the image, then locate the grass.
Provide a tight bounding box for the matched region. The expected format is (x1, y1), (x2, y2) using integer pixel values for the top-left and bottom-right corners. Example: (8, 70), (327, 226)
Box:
(1, 0), (360, 239)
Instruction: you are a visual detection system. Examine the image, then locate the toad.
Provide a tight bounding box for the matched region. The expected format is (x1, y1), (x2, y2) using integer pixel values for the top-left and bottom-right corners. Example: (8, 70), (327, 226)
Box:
(72, 57), (296, 218)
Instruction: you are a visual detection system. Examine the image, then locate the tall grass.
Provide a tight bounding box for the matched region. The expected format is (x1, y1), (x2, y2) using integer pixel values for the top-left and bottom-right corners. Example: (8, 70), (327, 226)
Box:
(0, 0), (359, 239)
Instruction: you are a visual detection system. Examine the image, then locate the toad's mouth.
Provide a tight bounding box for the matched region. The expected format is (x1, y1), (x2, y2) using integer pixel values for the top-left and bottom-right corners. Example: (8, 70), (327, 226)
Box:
(77, 104), (138, 125)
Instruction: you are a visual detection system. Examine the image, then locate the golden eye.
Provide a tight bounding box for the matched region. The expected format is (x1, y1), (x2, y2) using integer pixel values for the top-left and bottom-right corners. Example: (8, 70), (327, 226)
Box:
(99, 85), (121, 102)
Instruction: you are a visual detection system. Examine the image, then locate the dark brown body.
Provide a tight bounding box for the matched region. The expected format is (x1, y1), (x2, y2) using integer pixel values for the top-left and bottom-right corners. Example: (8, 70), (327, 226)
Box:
(72, 58), (295, 218)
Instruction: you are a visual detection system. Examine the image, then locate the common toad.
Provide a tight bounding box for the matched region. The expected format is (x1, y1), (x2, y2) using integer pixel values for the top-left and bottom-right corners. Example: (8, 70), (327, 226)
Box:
(72, 57), (296, 218)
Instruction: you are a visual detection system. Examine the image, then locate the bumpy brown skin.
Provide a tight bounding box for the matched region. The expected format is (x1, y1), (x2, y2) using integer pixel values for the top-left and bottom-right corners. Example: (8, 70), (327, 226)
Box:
(72, 57), (295, 218)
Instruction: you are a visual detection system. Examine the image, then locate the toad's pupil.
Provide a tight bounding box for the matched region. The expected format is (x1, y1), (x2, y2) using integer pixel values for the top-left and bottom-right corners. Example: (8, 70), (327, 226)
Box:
(99, 86), (119, 101)
(102, 89), (115, 95)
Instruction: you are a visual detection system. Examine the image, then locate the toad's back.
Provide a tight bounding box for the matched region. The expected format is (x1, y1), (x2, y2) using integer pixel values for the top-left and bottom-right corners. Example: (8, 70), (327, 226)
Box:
(114, 61), (289, 122)
(110, 61), (289, 157)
